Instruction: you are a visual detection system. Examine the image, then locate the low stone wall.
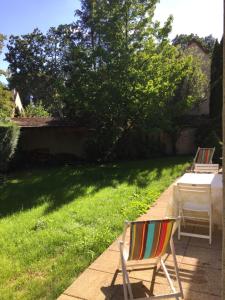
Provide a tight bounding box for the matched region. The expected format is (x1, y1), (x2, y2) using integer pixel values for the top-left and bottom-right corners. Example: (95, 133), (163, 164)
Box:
(17, 127), (93, 160)
(160, 127), (196, 155)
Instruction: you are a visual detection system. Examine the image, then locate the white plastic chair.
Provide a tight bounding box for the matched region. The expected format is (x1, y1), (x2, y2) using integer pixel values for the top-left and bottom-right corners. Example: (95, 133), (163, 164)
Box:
(177, 183), (212, 244)
(119, 218), (183, 300)
(194, 163), (219, 173)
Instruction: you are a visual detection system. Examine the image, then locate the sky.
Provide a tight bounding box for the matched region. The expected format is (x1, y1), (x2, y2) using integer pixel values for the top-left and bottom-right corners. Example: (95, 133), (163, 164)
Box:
(0, 0), (223, 83)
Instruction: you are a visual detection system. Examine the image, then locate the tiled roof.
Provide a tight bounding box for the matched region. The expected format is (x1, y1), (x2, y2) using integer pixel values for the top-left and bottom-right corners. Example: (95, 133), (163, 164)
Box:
(12, 117), (92, 131)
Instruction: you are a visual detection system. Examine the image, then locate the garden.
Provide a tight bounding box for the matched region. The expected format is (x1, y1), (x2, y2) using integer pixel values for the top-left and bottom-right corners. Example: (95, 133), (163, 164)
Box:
(0, 157), (190, 299)
(0, 0), (223, 299)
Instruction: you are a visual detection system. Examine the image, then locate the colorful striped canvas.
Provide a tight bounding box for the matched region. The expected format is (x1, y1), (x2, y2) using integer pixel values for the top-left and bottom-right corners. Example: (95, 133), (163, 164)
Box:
(128, 219), (175, 261)
(195, 148), (214, 164)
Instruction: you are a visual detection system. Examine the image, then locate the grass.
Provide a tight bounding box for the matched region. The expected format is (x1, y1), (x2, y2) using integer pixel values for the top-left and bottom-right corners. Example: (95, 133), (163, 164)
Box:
(0, 156), (190, 299)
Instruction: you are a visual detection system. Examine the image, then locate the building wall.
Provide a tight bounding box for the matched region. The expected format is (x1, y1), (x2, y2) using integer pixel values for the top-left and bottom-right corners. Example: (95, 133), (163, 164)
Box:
(18, 126), (197, 161)
(161, 127), (196, 155)
(176, 128), (196, 154)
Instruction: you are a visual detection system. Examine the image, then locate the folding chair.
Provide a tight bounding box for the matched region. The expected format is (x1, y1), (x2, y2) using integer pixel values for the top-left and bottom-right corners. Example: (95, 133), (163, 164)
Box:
(194, 163), (219, 173)
(177, 183), (212, 244)
(193, 147), (215, 164)
(119, 218), (183, 300)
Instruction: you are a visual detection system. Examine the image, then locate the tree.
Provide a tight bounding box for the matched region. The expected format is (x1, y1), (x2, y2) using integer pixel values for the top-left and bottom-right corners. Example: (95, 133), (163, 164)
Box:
(5, 1), (206, 160)
(0, 33), (6, 76)
(63, 0), (205, 159)
(5, 25), (76, 116)
(210, 38), (223, 122)
(0, 83), (13, 121)
(172, 34), (216, 54)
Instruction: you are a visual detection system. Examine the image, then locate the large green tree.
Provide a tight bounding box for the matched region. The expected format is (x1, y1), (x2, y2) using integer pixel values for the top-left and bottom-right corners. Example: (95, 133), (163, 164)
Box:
(5, 25), (75, 116)
(5, 1), (206, 160)
(63, 0), (205, 158)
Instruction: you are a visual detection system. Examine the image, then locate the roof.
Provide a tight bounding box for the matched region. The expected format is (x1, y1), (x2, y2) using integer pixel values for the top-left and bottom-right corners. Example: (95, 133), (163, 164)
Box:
(12, 117), (93, 131)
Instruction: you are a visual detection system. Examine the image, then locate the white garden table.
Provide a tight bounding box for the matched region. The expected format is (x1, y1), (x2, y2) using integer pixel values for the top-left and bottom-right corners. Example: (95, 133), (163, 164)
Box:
(166, 173), (223, 229)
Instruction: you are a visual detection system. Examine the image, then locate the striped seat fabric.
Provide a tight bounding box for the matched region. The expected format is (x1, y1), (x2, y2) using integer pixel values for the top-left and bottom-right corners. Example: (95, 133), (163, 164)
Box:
(195, 147), (215, 164)
(128, 219), (175, 261)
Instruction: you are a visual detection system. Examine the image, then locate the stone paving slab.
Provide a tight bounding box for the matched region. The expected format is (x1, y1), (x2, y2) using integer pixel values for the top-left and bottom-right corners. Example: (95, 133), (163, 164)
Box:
(57, 182), (222, 300)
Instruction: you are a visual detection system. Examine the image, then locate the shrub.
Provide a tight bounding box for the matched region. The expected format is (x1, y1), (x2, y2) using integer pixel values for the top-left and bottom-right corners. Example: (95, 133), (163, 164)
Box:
(0, 122), (20, 172)
(0, 84), (14, 121)
(24, 102), (50, 117)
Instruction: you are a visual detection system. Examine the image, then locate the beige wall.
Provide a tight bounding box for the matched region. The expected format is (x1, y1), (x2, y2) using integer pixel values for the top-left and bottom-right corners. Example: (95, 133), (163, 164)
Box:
(161, 128), (196, 155)
(19, 127), (92, 159)
(176, 128), (196, 155)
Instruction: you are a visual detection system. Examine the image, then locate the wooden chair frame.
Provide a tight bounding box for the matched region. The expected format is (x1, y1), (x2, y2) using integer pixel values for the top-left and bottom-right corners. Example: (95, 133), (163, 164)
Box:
(193, 147), (215, 164)
(119, 219), (184, 300)
(177, 183), (212, 244)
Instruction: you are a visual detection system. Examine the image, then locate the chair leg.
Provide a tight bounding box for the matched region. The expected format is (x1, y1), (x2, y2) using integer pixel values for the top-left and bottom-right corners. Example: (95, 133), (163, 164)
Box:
(178, 214), (181, 241)
(170, 239), (184, 299)
(119, 242), (133, 300)
(209, 210), (212, 245)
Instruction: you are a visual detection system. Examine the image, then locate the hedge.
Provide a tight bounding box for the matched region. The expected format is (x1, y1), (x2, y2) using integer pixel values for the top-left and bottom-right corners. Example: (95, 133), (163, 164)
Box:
(0, 122), (20, 172)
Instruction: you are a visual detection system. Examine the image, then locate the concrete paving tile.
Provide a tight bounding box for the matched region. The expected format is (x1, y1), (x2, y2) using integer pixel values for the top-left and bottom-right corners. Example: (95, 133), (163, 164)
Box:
(110, 278), (175, 300)
(64, 269), (120, 300)
(182, 246), (222, 269)
(89, 249), (120, 273)
(128, 260), (180, 287)
(107, 238), (120, 252)
(164, 244), (187, 264)
(189, 229), (222, 250)
(57, 295), (85, 300)
(145, 207), (167, 217)
(173, 263), (222, 296)
(182, 288), (221, 300)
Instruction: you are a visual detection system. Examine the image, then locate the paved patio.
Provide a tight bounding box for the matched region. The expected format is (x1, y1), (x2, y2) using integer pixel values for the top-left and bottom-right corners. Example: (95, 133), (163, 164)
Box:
(58, 183), (222, 300)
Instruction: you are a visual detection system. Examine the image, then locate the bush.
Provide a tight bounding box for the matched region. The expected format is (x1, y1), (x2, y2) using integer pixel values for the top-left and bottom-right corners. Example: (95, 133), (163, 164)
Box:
(24, 102), (50, 117)
(84, 128), (162, 162)
(0, 84), (14, 121)
(0, 122), (20, 172)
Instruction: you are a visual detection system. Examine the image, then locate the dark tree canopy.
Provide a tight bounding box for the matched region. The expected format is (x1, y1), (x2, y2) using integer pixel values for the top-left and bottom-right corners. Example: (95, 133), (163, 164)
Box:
(209, 37), (223, 139)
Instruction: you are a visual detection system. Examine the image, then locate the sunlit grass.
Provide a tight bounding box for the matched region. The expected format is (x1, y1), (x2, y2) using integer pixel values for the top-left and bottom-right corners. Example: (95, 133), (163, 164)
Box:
(0, 156), (190, 299)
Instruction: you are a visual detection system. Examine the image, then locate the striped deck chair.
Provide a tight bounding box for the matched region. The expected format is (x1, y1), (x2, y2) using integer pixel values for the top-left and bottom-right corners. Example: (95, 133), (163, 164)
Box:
(119, 218), (183, 300)
(194, 147), (215, 164)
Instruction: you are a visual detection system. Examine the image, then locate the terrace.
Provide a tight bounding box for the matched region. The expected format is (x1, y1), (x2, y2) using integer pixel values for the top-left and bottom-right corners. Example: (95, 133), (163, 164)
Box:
(58, 179), (222, 300)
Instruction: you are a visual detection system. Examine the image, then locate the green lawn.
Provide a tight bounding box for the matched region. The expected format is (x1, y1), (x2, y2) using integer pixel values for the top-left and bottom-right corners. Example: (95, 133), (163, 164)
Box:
(0, 157), (190, 299)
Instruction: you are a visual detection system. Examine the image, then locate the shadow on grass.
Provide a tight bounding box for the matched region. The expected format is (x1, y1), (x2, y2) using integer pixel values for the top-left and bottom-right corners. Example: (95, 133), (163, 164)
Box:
(0, 156), (190, 218)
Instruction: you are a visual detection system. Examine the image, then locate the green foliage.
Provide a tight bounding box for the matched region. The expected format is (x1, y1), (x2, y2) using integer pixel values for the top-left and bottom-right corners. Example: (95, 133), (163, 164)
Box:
(63, 1), (205, 160)
(0, 122), (20, 172)
(210, 38), (223, 121)
(0, 84), (14, 121)
(195, 122), (222, 163)
(0, 33), (6, 76)
(173, 33), (216, 53)
(24, 102), (50, 117)
(0, 156), (190, 299)
(5, 26), (74, 116)
(5, 2), (206, 160)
